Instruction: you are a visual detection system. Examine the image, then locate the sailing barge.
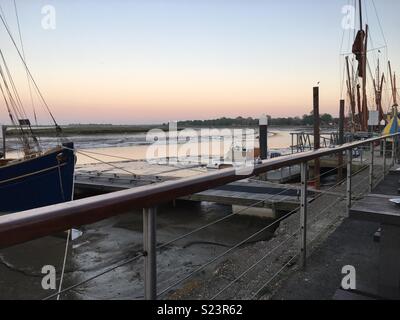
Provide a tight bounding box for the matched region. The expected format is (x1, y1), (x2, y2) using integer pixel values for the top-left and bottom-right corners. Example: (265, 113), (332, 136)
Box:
(0, 6), (75, 213)
(345, 0), (398, 134)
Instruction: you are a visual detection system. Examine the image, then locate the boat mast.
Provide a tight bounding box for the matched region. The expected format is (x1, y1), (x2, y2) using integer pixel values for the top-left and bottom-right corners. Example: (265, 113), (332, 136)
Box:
(389, 61), (398, 107)
(346, 57), (355, 114)
(361, 24), (369, 131)
(394, 73), (398, 106)
(346, 56), (356, 130)
(374, 58), (385, 122)
(352, 0), (369, 131)
(360, 0), (368, 131)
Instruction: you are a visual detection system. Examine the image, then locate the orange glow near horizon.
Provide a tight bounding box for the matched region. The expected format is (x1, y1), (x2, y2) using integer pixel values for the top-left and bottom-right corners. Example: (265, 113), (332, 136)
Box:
(0, 0), (399, 125)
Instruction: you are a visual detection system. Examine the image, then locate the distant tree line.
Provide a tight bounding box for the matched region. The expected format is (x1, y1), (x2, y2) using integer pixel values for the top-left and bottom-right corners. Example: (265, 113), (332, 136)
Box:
(178, 113), (338, 128)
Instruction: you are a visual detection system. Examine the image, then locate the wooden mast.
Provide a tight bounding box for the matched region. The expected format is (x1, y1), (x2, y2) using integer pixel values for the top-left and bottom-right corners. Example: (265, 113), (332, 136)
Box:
(389, 61), (398, 107)
(346, 56), (356, 119)
(361, 24), (369, 131)
(374, 59), (385, 122)
(394, 73), (398, 106)
(356, 84), (362, 116)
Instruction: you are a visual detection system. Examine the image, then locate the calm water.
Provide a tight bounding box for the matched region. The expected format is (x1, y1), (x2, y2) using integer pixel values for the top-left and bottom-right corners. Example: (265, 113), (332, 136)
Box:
(6, 128), (296, 165)
(77, 129), (294, 165)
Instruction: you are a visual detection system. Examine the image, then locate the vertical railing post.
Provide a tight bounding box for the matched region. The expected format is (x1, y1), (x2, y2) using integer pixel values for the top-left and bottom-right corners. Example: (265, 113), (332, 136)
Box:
(369, 142), (374, 192)
(346, 149), (352, 214)
(300, 161), (308, 269)
(392, 138), (395, 167)
(143, 207), (157, 300)
(383, 139), (387, 178)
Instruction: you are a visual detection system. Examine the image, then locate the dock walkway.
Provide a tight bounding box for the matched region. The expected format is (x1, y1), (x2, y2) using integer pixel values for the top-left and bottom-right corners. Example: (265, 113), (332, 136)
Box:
(270, 167), (400, 300)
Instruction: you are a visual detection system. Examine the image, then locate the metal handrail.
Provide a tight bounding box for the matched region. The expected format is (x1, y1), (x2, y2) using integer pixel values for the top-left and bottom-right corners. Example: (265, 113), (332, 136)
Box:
(0, 133), (398, 249)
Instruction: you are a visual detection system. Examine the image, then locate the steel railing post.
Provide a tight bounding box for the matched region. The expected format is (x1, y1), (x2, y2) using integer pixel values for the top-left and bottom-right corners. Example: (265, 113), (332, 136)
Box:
(383, 139), (387, 178)
(347, 149), (352, 214)
(390, 137), (395, 167)
(300, 161), (308, 269)
(143, 207), (157, 300)
(369, 142), (374, 193)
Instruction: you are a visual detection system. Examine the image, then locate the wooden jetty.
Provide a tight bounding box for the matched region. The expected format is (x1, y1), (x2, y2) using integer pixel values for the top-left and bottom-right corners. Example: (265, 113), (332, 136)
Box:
(182, 180), (310, 218)
(74, 167), (312, 218)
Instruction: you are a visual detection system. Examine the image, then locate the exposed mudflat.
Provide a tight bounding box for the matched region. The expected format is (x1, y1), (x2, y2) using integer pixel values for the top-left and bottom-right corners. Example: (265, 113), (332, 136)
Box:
(0, 202), (277, 300)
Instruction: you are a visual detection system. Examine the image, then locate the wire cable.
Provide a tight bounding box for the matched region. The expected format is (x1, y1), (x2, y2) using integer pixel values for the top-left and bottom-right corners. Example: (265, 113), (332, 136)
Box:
(157, 205), (301, 298)
(211, 228), (300, 300)
(251, 254), (299, 300)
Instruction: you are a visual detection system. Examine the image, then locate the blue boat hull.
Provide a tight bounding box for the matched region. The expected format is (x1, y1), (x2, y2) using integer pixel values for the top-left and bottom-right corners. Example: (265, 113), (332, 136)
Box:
(0, 142), (75, 213)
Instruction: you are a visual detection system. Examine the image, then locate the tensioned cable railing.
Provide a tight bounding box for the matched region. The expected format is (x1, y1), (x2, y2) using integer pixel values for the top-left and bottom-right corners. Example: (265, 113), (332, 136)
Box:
(157, 205), (302, 298)
(45, 161), (351, 300)
(49, 165), (328, 300)
(46, 160), (347, 300)
(43, 184), (298, 300)
(250, 177), (370, 301)
(154, 162), (354, 293)
(157, 157), (378, 299)
(1, 133), (399, 301)
(210, 164), (362, 300)
(219, 195), (340, 301)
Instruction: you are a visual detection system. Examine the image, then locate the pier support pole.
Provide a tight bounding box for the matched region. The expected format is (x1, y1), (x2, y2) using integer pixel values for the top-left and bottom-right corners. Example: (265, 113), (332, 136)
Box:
(300, 162), (308, 269)
(259, 115), (269, 160)
(369, 142), (375, 192)
(143, 207), (157, 300)
(313, 87), (321, 189)
(346, 149), (353, 215)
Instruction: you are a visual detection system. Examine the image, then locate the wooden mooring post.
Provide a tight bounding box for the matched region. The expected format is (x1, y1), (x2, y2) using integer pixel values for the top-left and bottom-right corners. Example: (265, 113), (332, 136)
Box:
(337, 100), (345, 182)
(259, 115), (269, 160)
(313, 87), (321, 189)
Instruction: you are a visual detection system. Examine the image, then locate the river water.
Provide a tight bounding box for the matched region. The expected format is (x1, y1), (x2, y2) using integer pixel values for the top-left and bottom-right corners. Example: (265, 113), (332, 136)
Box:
(7, 127), (296, 165)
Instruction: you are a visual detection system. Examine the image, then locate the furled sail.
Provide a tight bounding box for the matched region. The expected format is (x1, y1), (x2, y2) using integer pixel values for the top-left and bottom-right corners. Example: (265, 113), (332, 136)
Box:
(352, 30), (365, 78)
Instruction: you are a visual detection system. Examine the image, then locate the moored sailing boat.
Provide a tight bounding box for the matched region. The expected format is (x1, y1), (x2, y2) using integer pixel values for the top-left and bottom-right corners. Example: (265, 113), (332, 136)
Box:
(344, 0), (398, 133)
(0, 140), (75, 212)
(0, 5), (75, 213)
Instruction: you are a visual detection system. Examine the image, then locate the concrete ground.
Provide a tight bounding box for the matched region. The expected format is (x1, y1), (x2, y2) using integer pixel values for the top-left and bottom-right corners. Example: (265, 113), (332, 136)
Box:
(270, 218), (380, 300)
(271, 169), (400, 300)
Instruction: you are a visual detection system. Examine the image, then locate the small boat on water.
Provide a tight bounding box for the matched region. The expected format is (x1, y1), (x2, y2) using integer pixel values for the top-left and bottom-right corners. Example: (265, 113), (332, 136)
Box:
(0, 6), (75, 213)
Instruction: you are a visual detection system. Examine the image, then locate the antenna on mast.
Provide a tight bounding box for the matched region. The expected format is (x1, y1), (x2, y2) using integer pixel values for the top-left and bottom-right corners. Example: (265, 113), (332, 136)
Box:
(359, 0), (363, 31)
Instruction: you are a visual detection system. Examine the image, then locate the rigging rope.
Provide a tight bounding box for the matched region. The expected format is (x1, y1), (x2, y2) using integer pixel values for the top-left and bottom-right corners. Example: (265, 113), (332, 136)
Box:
(0, 11), (60, 133)
(13, 0), (38, 126)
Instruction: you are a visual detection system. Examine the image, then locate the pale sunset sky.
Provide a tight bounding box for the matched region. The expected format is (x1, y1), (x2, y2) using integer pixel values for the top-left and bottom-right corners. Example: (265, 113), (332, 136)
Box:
(0, 0), (399, 124)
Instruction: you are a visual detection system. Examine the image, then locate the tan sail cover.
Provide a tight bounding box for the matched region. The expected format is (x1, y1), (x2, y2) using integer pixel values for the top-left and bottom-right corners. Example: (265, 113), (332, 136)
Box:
(352, 30), (365, 78)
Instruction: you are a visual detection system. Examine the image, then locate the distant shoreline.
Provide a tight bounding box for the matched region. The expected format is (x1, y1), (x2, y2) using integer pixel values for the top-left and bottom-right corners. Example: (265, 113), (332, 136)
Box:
(4, 124), (335, 137)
